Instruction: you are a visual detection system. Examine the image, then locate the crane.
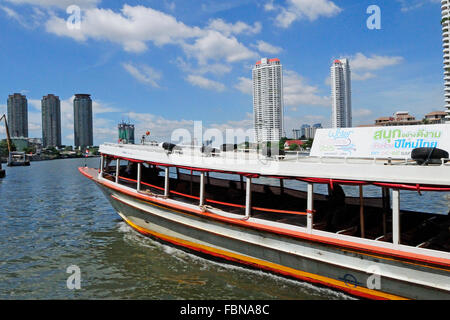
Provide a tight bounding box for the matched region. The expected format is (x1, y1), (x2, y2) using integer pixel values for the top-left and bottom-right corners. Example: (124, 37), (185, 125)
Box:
(0, 114), (12, 154)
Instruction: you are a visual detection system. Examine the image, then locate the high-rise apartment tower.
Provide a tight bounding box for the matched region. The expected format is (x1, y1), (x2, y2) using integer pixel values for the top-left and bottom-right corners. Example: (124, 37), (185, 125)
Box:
(252, 58), (284, 143)
(7, 93), (28, 138)
(331, 59), (352, 128)
(73, 94), (93, 148)
(41, 94), (61, 148)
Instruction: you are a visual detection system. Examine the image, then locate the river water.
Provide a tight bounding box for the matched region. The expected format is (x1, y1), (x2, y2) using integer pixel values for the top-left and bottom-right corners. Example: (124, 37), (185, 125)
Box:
(0, 158), (448, 300)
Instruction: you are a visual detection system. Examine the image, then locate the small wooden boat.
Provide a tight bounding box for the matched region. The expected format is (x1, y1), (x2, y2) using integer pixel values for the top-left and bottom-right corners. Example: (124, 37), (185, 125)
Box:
(79, 138), (450, 300)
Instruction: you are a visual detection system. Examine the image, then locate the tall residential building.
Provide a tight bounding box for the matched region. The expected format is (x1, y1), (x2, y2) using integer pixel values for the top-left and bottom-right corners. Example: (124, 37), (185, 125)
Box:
(442, 0), (450, 121)
(7, 93), (28, 138)
(41, 94), (62, 148)
(331, 59), (352, 128)
(252, 58), (284, 143)
(73, 94), (93, 148)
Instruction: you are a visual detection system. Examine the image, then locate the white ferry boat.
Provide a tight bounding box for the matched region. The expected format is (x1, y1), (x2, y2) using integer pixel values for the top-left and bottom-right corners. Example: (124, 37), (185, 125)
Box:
(79, 125), (450, 300)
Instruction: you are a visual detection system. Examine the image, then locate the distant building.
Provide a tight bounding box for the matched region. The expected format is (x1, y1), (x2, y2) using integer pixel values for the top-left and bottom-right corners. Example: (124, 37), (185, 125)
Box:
(41, 94), (61, 148)
(8, 137), (42, 153)
(441, 1), (450, 122)
(284, 140), (304, 150)
(331, 59), (352, 128)
(375, 111), (421, 126)
(253, 58), (283, 143)
(118, 122), (135, 144)
(424, 111), (447, 124)
(7, 93), (28, 138)
(73, 94), (93, 149)
(299, 123), (322, 140)
(292, 129), (302, 140)
(300, 124), (310, 138)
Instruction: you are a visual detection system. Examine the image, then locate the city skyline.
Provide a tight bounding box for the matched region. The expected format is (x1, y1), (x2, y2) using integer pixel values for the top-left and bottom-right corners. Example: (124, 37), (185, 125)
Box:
(0, 1), (446, 145)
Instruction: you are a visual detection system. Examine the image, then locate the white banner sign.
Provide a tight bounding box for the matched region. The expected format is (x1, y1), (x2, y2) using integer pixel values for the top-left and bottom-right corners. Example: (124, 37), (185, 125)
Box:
(310, 124), (450, 159)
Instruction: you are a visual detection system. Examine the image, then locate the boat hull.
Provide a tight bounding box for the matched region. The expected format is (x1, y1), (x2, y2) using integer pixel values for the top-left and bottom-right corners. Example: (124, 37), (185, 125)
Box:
(97, 182), (450, 300)
(7, 161), (30, 167)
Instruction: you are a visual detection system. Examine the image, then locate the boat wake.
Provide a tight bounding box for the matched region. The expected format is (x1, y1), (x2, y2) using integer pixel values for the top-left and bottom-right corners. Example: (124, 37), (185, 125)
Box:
(115, 221), (355, 300)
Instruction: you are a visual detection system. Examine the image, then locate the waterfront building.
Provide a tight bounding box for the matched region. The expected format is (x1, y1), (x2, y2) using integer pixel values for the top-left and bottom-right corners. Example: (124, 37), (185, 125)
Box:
(442, 0), (450, 122)
(424, 111), (447, 124)
(375, 111), (421, 127)
(7, 93), (28, 138)
(331, 59), (352, 128)
(118, 122), (135, 144)
(73, 94), (93, 149)
(252, 58), (284, 143)
(41, 94), (61, 148)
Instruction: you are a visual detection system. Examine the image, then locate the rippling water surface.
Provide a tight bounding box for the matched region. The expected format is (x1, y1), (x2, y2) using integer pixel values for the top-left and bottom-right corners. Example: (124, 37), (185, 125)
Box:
(0, 158), (355, 300)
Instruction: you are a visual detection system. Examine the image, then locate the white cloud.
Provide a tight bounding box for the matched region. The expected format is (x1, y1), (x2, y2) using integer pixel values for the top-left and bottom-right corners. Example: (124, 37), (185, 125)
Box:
(207, 18), (262, 36)
(44, 4), (258, 67)
(234, 77), (253, 95)
(182, 30), (258, 65)
(352, 72), (376, 81)
(175, 57), (232, 76)
(0, 5), (29, 27)
(186, 75), (226, 92)
(271, 0), (342, 28)
(122, 63), (162, 88)
(253, 40), (283, 54)
(284, 70), (331, 107)
(353, 108), (373, 117)
(396, 0), (440, 12)
(349, 53), (404, 71)
(45, 5), (204, 52)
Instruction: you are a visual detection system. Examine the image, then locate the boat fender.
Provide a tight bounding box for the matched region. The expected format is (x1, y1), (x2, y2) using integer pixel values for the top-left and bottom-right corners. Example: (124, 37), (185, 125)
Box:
(411, 147), (449, 165)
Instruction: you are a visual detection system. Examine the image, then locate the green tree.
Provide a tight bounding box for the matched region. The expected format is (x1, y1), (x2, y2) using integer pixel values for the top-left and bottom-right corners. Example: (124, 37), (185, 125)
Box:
(23, 146), (36, 154)
(278, 137), (288, 151)
(303, 139), (314, 150)
(0, 140), (16, 158)
(289, 143), (299, 151)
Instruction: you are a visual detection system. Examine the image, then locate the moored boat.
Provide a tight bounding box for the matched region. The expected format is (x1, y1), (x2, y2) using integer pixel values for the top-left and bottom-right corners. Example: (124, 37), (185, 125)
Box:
(79, 127), (450, 300)
(8, 152), (30, 167)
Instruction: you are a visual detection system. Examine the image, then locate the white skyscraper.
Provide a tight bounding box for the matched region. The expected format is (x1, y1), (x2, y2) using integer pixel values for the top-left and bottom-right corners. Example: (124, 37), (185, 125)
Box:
(252, 58), (284, 143)
(331, 59), (352, 128)
(442, 0), (450, 122)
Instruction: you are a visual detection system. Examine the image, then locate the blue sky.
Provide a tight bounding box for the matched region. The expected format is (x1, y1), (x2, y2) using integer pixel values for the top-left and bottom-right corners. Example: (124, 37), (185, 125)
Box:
(0, 0), (446, 145)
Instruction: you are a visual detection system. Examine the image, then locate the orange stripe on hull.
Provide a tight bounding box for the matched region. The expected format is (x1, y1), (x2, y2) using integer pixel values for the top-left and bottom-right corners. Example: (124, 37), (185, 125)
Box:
(116, 206), (407, 301)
